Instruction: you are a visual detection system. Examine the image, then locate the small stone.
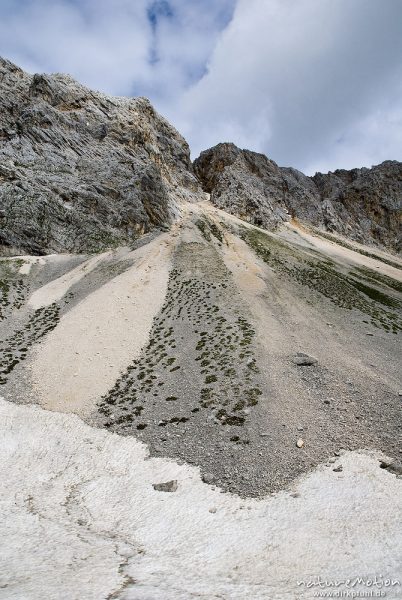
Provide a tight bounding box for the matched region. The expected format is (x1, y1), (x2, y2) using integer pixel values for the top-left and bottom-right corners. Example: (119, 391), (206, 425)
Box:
(296, 438), (304, 448)
(202, 473), (215, 484)
(366, 333), (374, 336)
(260, 432), (270, 437)
(297, 426), (304, 432)
(209, 507), (217, 514)
(333, 465), (343, 473)
(292, 353), (318, 366)
(398, 391), (402, 397)
(324, 399), (331, 405)
(380, 460), (402, 476)
(152, 480), (178, 492)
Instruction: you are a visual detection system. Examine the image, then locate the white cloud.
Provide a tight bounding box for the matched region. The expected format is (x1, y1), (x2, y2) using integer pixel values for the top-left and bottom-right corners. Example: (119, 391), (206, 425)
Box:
(0, 0), (233, 96)
(166, 0), (402, 173)
(0, 0), (401, 173)
(0, 0), (151, 93)
(306, 93), (402, 174)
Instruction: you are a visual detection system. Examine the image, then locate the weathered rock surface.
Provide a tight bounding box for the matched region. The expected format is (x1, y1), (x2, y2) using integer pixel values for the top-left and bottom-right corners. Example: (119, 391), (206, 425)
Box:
(0, 57), (201, 254)
(292, 352), (318, 366)
(194, 143), (402, 252)
(2, 57), (400, 256)
(152, 480), (178, 492)
(193, 142), (291, 230)
(310, 162), (402, 252)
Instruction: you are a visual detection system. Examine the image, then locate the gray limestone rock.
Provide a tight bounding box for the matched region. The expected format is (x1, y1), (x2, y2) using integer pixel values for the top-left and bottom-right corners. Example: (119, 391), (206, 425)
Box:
(292, 353), (318, 366)
(152, 480), (178, 492)
(0, 57), (201, 255)
(2, 57), (401, 256)
(193, 143), (290, 230)
(194, 143), (402, 252)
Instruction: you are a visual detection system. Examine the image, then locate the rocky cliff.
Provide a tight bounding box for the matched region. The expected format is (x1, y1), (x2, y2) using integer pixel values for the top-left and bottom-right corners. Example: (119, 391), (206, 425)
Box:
(194, 143), (402, 252)
(1, 58), (401, 256)
(0, 58), (200, 254)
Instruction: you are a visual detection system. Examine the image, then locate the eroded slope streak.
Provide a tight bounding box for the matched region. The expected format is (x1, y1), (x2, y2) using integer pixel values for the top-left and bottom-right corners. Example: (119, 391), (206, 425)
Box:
(239, 225), (402, 333)
(95, 239), (275, 496)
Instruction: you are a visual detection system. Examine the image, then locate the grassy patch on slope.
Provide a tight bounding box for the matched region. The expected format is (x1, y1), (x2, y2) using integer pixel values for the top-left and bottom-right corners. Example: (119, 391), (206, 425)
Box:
(240, 225), (402, 333)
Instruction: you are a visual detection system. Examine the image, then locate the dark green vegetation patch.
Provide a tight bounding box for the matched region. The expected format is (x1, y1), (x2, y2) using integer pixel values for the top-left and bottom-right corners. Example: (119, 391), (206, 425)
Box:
(195, 217), (224, 244)
(0, 259), (28, 321)
(97, 241), (262, 435)
(0, 304), (60, 384)
(352, 266), (402, 294)
(241, 226), (402, 333)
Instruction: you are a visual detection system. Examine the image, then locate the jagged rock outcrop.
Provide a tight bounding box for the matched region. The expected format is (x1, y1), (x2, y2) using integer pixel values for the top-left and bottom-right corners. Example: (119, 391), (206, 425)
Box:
(1, 57), (400, 255)
(194, 143), (402, 252)
(193, 143), (291, 229)
(309, 162), (402, 252)
(0, 58), (200, 254)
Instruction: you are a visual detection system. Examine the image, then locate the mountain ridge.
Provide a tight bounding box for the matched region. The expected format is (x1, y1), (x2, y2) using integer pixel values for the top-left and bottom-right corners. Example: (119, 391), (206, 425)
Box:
(193, 142), (402, 253)
(1, 57), (401, 256)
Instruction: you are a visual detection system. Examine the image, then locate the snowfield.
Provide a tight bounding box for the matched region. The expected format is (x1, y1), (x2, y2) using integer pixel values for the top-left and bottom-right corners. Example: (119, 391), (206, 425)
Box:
(1, 396), (401, 600)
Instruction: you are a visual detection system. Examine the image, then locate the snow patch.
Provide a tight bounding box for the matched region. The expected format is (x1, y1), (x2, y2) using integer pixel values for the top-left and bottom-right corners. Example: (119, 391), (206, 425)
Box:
(0, 397), (401, 600)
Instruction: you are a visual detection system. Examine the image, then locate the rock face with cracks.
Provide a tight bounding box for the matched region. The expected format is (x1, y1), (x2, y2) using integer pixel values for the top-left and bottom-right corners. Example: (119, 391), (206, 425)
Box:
(1, 57), (401, 257)
(194, 142), (402, 252)
(0, 57), (201, 255)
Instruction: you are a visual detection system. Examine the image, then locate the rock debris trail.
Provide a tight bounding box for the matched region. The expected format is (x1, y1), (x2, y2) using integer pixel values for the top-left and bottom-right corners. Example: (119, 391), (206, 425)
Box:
(31, 233), (176, 416)
(0, 204), (401, 598)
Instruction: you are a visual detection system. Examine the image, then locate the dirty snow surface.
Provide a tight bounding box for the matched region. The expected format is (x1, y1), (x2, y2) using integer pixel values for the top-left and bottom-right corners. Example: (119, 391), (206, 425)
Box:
(1, 398), (401, 600)
(1, 203), (401, 599)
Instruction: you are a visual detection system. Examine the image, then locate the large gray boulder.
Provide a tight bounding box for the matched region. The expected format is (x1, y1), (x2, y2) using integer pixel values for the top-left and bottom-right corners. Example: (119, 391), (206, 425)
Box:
(0, 58), (200, 254)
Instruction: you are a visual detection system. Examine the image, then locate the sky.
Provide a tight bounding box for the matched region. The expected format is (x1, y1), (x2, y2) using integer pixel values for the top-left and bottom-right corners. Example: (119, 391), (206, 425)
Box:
(0, 0), (401, 174)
